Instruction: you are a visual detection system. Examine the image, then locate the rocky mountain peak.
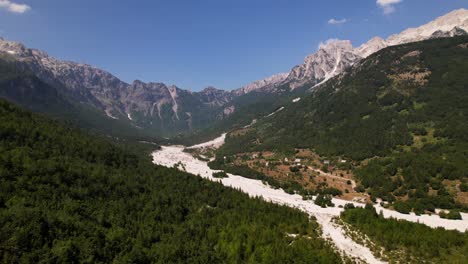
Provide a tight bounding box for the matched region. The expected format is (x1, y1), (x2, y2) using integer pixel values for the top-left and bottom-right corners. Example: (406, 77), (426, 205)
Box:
(356, 37), (388, 58)
(132, 79), (145, 86)
(285, 39), (361, 89)
(233, 72), (289, 95)
(386, 8), (468, 45)
(317, 39), (354, 53)
(197, 86), (232, 107)
(0, 38), (29, 56)
(201, 86), (221, 93)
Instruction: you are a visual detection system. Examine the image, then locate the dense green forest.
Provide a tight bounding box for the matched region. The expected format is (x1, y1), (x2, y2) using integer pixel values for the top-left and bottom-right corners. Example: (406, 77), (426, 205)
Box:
(0, 99), (344, 263)
(216, 37), (468, 212)
(341, 206), (468, 263)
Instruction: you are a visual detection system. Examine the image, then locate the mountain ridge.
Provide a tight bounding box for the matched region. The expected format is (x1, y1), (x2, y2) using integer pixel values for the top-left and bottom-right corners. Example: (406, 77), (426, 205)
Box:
(279, 8), (468, 90)
(0, 8), (467, 137)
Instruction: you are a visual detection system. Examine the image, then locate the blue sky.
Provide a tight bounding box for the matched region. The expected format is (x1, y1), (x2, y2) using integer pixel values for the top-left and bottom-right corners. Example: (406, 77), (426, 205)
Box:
(0, 0), (467, 90)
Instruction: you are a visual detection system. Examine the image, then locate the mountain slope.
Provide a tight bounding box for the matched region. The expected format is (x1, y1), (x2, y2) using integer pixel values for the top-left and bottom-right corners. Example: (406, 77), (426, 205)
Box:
(0, 98), (342, 263)
(0, 54), (71, 114)
(0, 55), (161, 140)
(242, 36), (468, 158)
(217, 36), (468, 212)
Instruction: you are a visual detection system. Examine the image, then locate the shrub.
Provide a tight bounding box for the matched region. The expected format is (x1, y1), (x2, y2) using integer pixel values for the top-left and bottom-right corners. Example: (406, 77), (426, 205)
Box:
(354, 185), (365, 193)
(289, 166), (300, 173)
(440, 210), (462, 220)
(393, 201), (411, 214)
(460, 182), (468, 192)
(314, 194), (334, 208)
(212, 171), (228, 178)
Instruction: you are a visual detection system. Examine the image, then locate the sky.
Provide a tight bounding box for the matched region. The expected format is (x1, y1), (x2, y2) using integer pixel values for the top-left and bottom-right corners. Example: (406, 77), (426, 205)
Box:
(0, 0), (467, 91)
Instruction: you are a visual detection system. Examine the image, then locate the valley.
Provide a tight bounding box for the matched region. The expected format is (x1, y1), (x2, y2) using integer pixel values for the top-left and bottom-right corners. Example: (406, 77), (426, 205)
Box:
(0, 99), (347, 263)
(152, 133), (468, 262)
(1, 4), (468, 263)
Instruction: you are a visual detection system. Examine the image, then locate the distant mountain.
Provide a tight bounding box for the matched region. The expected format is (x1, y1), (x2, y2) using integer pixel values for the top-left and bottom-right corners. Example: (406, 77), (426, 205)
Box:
(0, 53), (162, 140)
(0, 9), (466, 138)
(0, 37), (235, 136)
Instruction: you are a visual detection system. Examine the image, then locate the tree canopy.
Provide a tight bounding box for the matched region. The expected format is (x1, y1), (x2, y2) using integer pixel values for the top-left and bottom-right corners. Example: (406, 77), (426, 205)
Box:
(0, 99), (342, 263)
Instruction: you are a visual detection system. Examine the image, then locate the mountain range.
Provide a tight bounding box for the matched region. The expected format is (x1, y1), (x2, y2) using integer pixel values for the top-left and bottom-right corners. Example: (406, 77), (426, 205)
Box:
(0, 8), (467, 137)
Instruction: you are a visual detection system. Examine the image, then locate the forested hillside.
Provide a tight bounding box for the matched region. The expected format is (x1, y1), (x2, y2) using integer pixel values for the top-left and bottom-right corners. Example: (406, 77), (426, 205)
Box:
(0, 99), (342, 263)
(216, 36), (468, 212)
(171, 84), (309, 146)
(341, 206), (468, 263)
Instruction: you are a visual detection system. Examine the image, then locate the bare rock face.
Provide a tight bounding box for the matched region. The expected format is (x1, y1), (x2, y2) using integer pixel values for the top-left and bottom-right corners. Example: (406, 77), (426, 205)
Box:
(386, 9), (468, 45)
(199, 86), (232, 106)
(223, 105), (235, 116)
(233, 72), (289, 95)
(430, 26), (468, 39)
(122, 81), (172, 120)
(0, 38), (232, 132)
(0, 37), (129, 113)
(356, 37), (388, 58)
(285, 40), (361, 89)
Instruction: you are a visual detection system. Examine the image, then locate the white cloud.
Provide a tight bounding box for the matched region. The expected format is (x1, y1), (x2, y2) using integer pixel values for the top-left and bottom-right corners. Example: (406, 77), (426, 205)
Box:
(328, 18), (348, 25)
(377, 0), (402, 5)
(376, 0), (402, 15)
(0, 0), (30, 14)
